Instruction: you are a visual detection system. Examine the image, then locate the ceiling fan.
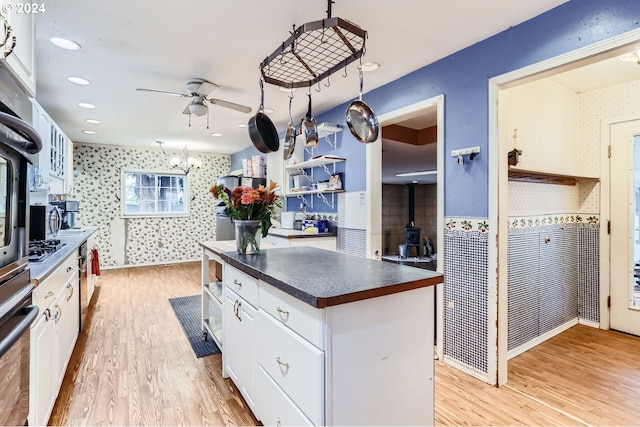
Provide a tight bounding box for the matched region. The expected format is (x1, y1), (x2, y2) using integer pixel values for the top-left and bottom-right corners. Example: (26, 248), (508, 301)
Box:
(136, 78), (252, 127)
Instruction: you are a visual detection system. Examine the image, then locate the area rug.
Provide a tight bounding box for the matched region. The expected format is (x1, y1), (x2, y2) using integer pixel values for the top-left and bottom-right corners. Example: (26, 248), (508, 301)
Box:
(169, 295), (220, 358)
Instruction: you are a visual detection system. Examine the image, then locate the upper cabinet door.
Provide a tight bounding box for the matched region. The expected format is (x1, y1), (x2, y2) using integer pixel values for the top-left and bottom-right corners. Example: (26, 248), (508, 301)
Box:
(0, 1), (36, 95)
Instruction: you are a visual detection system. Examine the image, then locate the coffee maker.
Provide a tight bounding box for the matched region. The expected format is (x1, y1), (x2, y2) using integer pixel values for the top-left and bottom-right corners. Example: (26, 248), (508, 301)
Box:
(50, 200), (80, 229)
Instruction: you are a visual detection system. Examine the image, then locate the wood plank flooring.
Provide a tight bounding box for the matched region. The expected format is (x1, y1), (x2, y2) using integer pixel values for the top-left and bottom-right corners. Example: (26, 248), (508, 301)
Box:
(50, 263), (640, 425)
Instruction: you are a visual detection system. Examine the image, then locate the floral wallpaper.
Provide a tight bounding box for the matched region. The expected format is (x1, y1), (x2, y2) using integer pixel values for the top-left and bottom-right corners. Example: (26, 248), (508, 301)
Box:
(72, 144), (229, 268)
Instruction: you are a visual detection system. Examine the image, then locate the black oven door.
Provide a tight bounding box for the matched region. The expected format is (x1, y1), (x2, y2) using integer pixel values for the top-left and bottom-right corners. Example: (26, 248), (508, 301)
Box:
(0, 268), (37, 426)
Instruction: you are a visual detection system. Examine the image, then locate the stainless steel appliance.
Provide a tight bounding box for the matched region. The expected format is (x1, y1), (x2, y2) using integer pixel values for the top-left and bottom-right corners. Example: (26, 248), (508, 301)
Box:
(50, 200), (80, 230)
(78, 241), (88, 331)
(215, 175), (239, 241)
(240, 176), (266, 188)
(0, 64), (43, 426)
(28, 239), (65, 262)
(0, 267), (37, 426)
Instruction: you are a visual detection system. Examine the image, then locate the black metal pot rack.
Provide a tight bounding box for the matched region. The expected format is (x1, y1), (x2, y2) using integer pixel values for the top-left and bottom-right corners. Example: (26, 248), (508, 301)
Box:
(259, 1), (367, 89)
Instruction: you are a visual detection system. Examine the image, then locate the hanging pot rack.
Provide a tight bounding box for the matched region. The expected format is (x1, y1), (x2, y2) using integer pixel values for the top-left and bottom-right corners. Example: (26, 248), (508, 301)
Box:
(259, 0), (367, 89)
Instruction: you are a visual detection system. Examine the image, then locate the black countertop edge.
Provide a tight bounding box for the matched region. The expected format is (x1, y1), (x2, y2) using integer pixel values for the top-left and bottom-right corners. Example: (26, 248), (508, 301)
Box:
(219, 247), (443, 309)
(222, 254), (320, 307)
(29, 226), (99, 285)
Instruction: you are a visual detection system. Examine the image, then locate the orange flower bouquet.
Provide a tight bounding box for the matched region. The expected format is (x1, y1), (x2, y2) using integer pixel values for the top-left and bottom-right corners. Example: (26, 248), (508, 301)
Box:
(210, 181), (281, 253)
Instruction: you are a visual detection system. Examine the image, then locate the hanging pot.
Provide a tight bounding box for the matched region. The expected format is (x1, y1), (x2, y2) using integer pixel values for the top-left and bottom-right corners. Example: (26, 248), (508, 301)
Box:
(283, 93), (296, 160)
(302, 93), (318, 147)
(345, 67), (379, 143)
(248, 79), (280, 153)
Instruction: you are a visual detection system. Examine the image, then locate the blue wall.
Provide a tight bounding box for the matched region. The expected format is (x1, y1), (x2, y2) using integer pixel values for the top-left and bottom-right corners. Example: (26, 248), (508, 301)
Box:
(233, 0), (640, 217)
(230, 144), (265, 172)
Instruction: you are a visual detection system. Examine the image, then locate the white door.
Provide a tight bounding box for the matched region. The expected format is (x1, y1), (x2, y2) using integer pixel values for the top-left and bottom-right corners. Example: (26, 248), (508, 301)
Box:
(610, 119), (640, 336)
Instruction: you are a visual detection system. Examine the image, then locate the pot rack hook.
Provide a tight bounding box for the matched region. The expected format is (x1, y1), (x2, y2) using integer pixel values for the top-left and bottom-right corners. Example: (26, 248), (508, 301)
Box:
(324, 74), (331, 88)
(315, 80), (322, 92)
(342, 63), (348, 78)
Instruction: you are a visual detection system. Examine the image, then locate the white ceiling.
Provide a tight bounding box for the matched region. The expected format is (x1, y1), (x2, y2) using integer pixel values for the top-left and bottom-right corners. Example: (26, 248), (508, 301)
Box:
(33, 0), (569, 156)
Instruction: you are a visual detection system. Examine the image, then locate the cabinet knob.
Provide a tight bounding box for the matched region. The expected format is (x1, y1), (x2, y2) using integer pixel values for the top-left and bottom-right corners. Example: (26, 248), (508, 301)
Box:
(44, 290), (54, 299)
(276, 356), (289, 370)
(66, 266), (73, 272)
(233, 278), (242, 288)
(544, 236), (551, 244)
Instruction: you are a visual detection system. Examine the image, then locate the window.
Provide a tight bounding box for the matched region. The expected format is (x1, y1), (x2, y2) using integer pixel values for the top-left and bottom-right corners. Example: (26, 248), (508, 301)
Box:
(122, 171), (188, 217)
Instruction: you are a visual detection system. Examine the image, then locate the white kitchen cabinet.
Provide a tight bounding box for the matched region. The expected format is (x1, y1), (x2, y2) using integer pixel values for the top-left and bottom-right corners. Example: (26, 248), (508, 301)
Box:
(29, 99), (74, 193)
(0, 0), (36, 95)
(222, 264), (259, 413)
(29, 252), (79, 426)
(29, 308), (56, 427)
(29, 100), (52, 192)
(233, 267), (433, 426)
(55, 277), (79, 388)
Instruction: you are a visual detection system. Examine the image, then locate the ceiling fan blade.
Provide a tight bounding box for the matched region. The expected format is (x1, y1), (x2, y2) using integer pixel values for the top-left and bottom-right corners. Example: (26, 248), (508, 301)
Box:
(207, 98), (252, 114)
(136, 88), (190, 97)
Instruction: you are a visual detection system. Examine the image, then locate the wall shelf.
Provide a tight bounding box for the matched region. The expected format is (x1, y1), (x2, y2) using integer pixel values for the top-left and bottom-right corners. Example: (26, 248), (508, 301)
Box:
(508, 168), (600, 186)
(286, 155), (345, 174)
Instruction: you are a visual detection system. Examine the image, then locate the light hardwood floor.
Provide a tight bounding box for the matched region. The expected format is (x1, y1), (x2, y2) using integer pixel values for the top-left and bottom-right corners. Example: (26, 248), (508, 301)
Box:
(50, 263), (640, 426)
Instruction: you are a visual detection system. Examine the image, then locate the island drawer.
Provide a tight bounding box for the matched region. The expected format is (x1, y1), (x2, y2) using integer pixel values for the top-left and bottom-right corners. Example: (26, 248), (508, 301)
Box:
(260, 283), (324, 349)
(224, 264), (259, 307)
(257, 309), (323, 426)
(33, 253), (78, 310)
(257, 366), (314, 427)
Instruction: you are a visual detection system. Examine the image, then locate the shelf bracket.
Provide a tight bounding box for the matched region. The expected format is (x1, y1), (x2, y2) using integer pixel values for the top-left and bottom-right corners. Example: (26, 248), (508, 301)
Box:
(325, 132), (337, 149)
(304, 144), (315, 157)
(296, 194), (312, 208)
(317, 192), (334, 208)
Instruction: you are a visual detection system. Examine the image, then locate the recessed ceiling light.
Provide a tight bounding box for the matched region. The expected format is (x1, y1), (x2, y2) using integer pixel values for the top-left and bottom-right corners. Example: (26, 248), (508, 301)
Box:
(85, 119), (100, 124)
(412, 180), (419, 184)
(82, 130), (96, 135)
(361, 62), (381, 72)
(50, 37), (81, 50)
(211, 132), (222, 137)
(237, 123), (249, 128)
(78, 102), (95, 109)
(279, 87), (295, 93)
(67, 76), (90, 85)
(263, 107), (274, 114)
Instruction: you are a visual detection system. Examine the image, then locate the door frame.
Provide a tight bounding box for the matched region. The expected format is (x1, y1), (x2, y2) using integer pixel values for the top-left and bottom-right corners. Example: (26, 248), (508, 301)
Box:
(365, 94), (445, 354)
(490, 29), (640, 386)
(602, 115), (640, 333)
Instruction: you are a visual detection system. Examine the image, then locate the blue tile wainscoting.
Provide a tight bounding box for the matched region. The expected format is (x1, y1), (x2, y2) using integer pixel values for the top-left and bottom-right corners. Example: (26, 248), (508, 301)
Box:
(507, 217), (600, 355)
(443, 222), (489, 376)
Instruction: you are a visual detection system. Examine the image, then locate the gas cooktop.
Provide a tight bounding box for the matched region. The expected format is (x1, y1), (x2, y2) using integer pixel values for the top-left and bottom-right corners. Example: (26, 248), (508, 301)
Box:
(28, 239), (66, 262)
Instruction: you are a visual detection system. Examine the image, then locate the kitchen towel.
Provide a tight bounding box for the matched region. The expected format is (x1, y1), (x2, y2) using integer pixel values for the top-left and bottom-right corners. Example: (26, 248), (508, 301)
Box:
(91, 247), (100, 276)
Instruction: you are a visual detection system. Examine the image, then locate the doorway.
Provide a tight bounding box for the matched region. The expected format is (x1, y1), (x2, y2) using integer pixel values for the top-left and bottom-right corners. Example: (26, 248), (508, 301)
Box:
(493, 29), (640, 385)
(609, 119), (640, 336)
(366, 94), (445, 354)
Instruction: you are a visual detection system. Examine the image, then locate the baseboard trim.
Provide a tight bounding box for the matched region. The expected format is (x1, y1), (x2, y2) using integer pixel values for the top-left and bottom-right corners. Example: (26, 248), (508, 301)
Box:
(507, 318), (579, 360)
(101, 258), (200, 271)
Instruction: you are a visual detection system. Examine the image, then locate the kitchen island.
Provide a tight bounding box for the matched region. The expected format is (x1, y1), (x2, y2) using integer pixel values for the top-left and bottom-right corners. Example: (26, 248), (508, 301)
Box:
(200, 241), (443, 426)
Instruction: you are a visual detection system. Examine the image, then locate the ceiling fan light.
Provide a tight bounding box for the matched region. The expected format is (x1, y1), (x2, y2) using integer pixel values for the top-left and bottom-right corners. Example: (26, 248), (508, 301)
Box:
(189, 102), (208, 116)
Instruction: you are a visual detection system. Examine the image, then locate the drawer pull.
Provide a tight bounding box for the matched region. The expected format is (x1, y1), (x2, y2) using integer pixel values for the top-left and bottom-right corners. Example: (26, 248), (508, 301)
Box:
(276, 356), (289, 369)
(44, 290), (54, 299)
(66, 266), (74, 272)
(276, 418), (281, 427)
(54, 304), (61, 324)
(234, 299), (242, 322)
(275, 305), (289, 317)
(67, 283), (74, 301)
(233, 278), (242, 288)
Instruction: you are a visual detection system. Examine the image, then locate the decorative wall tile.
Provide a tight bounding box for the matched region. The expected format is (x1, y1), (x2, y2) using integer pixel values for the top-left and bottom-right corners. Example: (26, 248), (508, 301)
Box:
(444, 229), (488, 374)
(507, 213), (599, 229)
(445, 217), (489, 233)
(73, 144), (230, 268)
(578, 224), (600, 323)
